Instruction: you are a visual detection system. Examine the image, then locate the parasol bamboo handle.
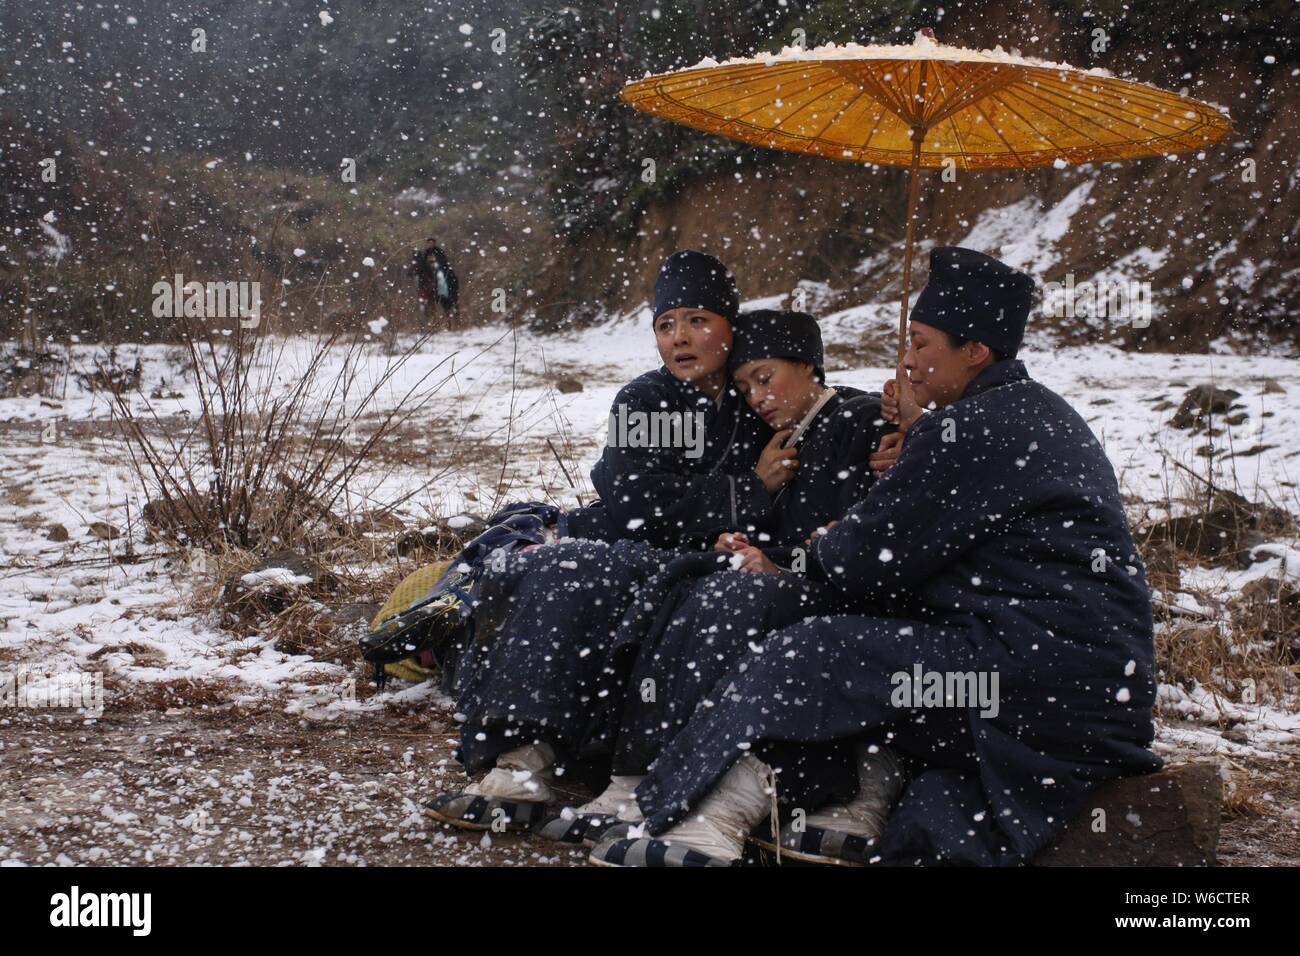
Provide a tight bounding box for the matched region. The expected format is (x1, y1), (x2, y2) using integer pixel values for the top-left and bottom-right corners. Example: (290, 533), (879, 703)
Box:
(897, 128), (926, 367)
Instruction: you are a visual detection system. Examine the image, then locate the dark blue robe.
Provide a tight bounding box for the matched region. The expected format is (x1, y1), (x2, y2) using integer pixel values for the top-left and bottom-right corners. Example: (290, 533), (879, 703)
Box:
(400, 367), (770, 692)
(454, 389), (890, 775)
(597, 555), (851, 775)
(563, 367), (772, 547)
(633, 360), (1160, 866)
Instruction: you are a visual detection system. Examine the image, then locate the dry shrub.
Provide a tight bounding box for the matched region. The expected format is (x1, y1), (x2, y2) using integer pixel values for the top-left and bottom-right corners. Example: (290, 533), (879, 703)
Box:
(104, 311), (553, 673)
(74, 345), (142, 394)
(0, 345), (68, 399)
(1156, 618), (1297, 710)
(1156, 624), (1228, 691)
(108, 314), (486, 555)
(263, 602), (355, 663)
(112, 676), (243, 712)
(1136, 449), (1300, 713)
(182, 542), (438, 670)
(1220, 768), (1267, 820)
(196, 547), (334, 636)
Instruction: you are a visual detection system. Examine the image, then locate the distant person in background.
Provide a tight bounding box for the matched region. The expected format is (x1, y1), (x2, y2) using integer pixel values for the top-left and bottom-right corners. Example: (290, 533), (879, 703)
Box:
(410, 237), (459, 329)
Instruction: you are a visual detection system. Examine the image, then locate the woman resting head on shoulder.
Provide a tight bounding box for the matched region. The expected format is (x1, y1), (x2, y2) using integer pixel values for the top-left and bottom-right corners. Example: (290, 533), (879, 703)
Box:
(728, 309), (830, 496)
(717, 309), (899, 571)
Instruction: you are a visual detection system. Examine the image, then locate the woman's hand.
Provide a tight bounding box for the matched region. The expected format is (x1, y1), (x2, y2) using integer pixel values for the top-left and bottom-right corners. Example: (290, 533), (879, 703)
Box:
(892, 364), (925, 433)
(755, 428), (798, 495)
(881, 378), (900, 425)
(734, 545), (780, 575)
(804, 520), (839, 548)
(714, 531), (750, 553)
(869, 431), (905, 479)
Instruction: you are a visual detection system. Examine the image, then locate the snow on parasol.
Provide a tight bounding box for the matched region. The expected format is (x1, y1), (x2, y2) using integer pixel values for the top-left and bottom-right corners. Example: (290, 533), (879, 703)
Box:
(622, 29), (1232, 363)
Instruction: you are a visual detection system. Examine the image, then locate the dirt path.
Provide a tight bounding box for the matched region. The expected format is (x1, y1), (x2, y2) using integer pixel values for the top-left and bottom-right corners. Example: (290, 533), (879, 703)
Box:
(3, 692), (1296, 867)
(0, 699), (592, 867)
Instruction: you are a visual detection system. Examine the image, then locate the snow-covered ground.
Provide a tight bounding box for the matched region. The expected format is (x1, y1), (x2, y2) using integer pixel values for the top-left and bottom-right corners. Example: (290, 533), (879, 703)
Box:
(4, 308), (1300, 736)
(2, 306), (1298, 864)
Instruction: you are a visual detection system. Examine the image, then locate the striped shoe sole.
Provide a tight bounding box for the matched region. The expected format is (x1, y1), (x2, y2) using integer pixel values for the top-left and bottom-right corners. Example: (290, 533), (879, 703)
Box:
(422, 793), (549, 832)
(588, 837), (731, 868)
(583, 820), (636, 848)
(748, 836), (865, 867)
(533, 812), (627, 846)
(748, 824), (877, 867)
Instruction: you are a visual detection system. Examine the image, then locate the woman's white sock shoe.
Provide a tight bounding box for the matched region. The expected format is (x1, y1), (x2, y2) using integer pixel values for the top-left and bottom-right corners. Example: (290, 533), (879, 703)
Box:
(656, 754), (773, 862)
(576, 775), (645, 821)
(464, 742), (557, 802)
(804, 744), (904, 838)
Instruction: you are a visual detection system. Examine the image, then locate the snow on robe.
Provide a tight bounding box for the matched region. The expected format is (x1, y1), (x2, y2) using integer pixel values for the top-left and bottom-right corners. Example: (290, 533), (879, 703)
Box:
(453, 389), (891, 774)
(410, 365), (772, 690)
(562, 367), (772, 547)
(633, 360), (1161, 866)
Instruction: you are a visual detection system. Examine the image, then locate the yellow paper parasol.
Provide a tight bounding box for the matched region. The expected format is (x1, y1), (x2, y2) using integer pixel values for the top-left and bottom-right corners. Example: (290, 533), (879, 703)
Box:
(622, 30), (1232, 363)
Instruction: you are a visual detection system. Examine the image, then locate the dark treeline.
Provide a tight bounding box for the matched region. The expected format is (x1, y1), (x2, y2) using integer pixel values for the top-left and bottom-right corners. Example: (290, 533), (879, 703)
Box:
(0, 0), (1295, 342)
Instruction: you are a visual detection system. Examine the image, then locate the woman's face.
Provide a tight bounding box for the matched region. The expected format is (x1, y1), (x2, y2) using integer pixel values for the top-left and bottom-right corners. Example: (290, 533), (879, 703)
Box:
(903, 321), (986, 410)
(654, 308), (733, 389)
(732, 357), (821, 430)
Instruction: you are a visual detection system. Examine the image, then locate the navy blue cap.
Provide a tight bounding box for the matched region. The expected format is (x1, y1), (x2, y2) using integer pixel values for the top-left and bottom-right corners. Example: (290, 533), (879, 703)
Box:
(728, 309), (824, 376)
(910, 247), (1034, 357)
(654, 250), (740, 321)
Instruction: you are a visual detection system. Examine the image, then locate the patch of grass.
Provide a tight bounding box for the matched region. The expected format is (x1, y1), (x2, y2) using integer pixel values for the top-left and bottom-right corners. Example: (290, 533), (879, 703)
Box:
(1138, 450), (1300, 707)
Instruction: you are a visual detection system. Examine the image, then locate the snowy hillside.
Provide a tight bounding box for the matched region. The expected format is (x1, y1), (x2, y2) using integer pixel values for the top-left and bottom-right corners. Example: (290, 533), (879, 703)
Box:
(1, 297), (1298, 864)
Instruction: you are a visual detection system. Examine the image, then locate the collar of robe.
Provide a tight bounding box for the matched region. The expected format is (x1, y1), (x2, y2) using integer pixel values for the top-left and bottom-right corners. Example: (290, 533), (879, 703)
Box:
(655, 366), (746, 476)
(960, 358), (1029, 402)
(662, 365), (736, 412)
(784, 386), (840, 448)
(767, 386), (839, 507)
